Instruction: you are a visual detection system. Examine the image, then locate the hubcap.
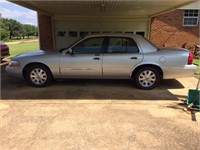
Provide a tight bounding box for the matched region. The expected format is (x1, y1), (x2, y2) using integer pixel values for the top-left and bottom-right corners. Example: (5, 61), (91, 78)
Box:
(139, 70), (156, 87)
(30, 68), (47, 85)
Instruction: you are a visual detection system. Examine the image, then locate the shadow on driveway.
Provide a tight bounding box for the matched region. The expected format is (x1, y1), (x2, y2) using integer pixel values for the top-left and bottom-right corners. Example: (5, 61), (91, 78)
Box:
(1, 65), (185, 100)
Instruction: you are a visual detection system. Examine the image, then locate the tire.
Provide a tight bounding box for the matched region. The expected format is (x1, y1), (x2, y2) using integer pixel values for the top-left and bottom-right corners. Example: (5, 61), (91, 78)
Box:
(26, 64), (52, 87)
(134, 67), (161, 90)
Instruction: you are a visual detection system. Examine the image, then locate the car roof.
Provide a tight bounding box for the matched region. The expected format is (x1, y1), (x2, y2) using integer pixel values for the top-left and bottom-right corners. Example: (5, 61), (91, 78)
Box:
(85, 33), (142, 38)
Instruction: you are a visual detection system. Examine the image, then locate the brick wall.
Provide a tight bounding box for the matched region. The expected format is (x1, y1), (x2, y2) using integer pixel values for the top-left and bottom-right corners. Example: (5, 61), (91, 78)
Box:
(150, 10), (199, 48)
(38, 12), (53, 50)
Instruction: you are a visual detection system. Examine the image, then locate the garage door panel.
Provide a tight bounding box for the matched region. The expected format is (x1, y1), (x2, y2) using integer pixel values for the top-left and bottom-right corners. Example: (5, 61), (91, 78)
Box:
(54, 19), (148, 49)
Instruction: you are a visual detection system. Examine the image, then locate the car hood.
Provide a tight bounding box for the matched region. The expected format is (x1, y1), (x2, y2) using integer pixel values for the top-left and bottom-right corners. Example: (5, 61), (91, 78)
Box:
(14, 50), (59, 58)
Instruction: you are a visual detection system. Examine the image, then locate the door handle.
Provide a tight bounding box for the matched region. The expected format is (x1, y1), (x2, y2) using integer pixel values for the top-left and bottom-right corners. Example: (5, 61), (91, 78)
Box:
(130, 57), (138, 59)
(93, 57), (100, 60)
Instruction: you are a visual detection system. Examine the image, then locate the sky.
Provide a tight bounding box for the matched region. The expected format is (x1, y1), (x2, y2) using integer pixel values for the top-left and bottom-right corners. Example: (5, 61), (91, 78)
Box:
(0, 0), (38, 26)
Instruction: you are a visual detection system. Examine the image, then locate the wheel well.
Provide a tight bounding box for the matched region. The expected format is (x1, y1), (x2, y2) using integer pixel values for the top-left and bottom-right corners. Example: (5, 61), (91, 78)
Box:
(22, 63), (53, 79)
(131, 65), (163, 79)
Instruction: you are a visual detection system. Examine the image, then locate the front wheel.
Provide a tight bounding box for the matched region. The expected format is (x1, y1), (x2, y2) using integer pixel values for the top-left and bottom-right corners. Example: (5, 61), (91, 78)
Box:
(26, 65), (52, 87)
(134, 67), (161, 90)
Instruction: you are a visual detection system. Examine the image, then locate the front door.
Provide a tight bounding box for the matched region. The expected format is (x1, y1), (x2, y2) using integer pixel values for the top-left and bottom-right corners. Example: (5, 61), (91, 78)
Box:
(60, 37), (105, 78)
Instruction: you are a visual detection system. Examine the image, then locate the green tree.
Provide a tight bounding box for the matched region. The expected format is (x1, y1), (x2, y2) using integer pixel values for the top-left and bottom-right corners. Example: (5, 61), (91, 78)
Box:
(23, 24), (34, 38)
(2, 18), (22, 39)
(0, 17), (38, 40)
(0, 28), (9, 41)
(34, 26), (38, 38)
(22, 24), (38, 39)
(0, 17), (9, 40)
(13, 22), (23, 39)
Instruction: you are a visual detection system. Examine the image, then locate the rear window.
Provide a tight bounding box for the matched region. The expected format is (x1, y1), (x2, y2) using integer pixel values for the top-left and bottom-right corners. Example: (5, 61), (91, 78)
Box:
(143, 37), (159, 51)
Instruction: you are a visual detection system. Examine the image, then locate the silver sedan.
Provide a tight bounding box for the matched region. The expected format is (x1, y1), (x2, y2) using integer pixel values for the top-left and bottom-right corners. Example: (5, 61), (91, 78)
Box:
(6, 34), (196, 89)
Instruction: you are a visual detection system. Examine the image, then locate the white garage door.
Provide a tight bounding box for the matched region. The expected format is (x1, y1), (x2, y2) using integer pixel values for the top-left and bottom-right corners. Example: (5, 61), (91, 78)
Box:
(54, 19), (149, 49)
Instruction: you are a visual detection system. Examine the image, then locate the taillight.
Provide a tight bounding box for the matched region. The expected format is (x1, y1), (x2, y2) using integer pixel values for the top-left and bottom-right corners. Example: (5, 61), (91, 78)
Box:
(188, 53), (193, 65)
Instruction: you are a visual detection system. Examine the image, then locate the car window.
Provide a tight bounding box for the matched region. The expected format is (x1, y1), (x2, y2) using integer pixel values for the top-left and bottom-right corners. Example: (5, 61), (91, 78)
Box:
(108, 37), (139, 53)
(126, 38), (139, 53)
(108, 38), (126, 53)
(73, 37), (104, 54)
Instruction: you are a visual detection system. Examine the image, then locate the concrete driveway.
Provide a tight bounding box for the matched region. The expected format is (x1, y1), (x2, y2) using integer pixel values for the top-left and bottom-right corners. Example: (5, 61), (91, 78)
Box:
(1, 65), (200, 150)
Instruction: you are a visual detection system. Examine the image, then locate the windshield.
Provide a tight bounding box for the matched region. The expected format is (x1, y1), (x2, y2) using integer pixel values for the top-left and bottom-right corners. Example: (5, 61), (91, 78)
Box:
(59, 37), (84, 53)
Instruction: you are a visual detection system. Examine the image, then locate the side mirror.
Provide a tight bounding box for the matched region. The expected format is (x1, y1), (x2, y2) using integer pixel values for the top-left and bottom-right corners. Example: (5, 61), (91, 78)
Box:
(68, 48), (73, 54)
(66, 48), (73, 54)
(62, 48), (73, 55)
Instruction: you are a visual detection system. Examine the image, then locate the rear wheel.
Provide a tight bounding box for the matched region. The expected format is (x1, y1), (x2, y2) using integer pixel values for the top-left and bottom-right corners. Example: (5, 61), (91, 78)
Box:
(134, 67), (161, 90)
(26, 65), (52, 87)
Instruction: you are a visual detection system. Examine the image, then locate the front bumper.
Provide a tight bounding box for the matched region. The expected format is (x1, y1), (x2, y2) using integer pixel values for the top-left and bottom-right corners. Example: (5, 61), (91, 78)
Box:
(5, 65), (23, 78)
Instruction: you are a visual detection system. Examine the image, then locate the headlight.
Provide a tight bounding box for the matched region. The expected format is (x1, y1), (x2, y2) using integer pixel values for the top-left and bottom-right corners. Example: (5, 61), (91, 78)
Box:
(8, 60), (20, 67)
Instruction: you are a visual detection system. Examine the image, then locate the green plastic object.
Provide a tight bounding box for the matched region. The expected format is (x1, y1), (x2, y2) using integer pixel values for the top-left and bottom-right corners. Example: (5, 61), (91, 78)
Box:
(187, 89), (200, 108)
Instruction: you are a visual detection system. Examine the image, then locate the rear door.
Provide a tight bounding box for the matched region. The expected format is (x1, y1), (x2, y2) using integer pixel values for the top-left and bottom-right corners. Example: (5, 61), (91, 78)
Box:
(102, 37), (143, 78)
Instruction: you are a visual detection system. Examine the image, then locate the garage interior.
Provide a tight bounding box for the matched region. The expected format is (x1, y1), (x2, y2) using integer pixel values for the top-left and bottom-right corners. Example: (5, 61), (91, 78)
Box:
(9, 0), (198, 49)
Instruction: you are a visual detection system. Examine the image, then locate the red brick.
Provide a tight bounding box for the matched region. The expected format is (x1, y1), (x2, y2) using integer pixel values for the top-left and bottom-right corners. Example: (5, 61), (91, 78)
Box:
(38, 12), (53, 50)
(150, 10), (199, 48)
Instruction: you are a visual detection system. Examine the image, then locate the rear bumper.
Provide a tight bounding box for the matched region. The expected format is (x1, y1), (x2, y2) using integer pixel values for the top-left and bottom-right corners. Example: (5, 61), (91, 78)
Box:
(163, 64), (197, 79)
(1, 50), (10, 58)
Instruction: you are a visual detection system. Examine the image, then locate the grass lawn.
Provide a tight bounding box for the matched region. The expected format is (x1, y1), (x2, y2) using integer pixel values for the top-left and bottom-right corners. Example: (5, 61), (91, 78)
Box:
(4, 37), (38, 42)
(194, 59), (200, 73)
(7, 42), (39, 58)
